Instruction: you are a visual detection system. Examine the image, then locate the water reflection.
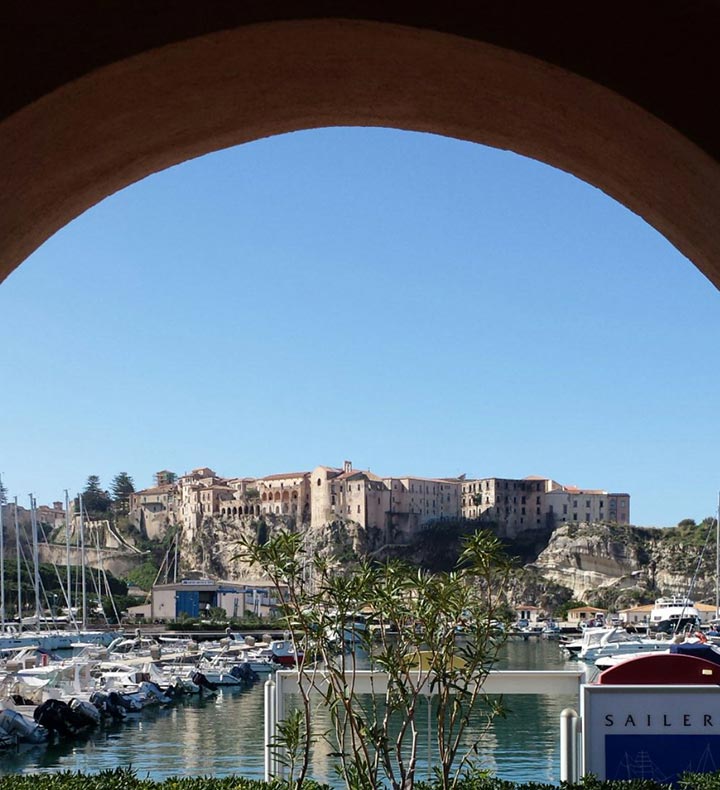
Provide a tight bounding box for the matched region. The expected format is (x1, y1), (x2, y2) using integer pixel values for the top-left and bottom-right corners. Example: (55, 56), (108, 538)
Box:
(0, 639), (578, 785)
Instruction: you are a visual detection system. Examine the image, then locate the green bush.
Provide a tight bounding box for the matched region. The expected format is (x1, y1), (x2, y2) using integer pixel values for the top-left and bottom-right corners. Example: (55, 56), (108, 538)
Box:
(4, 769), (720, 790)
(0, 769), (329, 790)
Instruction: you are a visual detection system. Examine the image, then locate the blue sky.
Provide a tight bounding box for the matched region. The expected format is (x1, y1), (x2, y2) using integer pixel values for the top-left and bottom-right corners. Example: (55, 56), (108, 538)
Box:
(1, 127), (718, 527)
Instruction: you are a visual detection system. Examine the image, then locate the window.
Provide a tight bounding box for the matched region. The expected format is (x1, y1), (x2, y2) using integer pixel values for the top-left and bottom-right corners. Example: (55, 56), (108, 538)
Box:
(563, 504), (568, 514)
(586, 512), (590, 521)
(573, 513), (578, 521)
(573, 499), (578, 508)
(586, 500), (590, 508)
(357, 505), (361, 513)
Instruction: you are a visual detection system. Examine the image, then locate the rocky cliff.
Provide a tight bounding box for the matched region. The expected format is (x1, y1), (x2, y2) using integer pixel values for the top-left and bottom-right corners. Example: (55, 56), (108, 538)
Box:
(173, 516), (717, 612)
(75, 508), (719, 614)
(530, 520), (717, 610)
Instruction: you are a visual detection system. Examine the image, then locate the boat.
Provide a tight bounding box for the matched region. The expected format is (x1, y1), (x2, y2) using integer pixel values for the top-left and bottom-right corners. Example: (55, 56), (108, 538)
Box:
(0, 706), (48, 745)
(647, 596), (701, 633)
(578, 625), (672, 663)
(269, 638), (303, 667)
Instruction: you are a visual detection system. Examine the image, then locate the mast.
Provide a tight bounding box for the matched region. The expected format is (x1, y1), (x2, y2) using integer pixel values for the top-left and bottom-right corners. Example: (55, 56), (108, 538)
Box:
(30, 494), (41, 624)
(79, 493), (87, 630)
(65, 489), (71, 616)
(14, 497), (21, 632)
(716, 490), (719, 619)
(0, 473), (5, 632)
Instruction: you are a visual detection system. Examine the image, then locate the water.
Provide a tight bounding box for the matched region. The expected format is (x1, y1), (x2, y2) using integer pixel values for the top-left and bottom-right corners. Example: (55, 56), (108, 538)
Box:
(0, 639), (580, 784)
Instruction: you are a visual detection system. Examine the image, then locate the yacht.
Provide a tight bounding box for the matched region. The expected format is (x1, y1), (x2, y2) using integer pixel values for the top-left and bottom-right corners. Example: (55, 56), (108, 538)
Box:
(648, 597), (701, 633)
(577, 625), (671, 663)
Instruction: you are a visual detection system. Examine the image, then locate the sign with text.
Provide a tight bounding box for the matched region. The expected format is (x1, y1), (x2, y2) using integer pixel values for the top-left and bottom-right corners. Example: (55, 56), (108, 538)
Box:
(583, 685), (720, 786)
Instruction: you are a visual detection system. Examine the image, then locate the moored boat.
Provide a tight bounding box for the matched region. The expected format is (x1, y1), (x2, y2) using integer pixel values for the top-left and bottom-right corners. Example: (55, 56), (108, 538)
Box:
(648, 596), (701, 634)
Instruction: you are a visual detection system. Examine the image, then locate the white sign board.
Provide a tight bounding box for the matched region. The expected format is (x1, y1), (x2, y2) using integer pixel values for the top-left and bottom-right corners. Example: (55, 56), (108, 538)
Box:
(583, 685), (720, 785)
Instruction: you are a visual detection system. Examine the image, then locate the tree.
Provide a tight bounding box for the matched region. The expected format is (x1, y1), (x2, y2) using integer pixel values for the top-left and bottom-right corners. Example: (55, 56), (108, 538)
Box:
(111, 472), (135, 515)
(80, 475), (112, 517)
(237, 528), (513, 790)
(0, 476), (7, 505)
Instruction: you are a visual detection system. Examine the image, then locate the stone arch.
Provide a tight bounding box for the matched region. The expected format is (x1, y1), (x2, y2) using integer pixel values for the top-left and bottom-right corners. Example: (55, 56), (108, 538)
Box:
(2, 7), (719, 286)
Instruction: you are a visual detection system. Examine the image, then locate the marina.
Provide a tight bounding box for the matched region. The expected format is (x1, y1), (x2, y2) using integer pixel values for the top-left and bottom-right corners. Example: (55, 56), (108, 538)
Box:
(0, 639), (580, 785)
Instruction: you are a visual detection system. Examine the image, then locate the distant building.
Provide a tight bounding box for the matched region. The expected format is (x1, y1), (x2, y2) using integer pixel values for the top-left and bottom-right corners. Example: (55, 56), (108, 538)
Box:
(129, 484), (175, 540)
(309, 462), (461, 538)
(311, 462), (390, 534)
(256, 471), (311, 520)
(461, 476), (556, 537)
(461, 475), (630, 537)
(544, 486), (630, 526)
(1, 499), (66, 532)
(129, 462), (631, 569)
(155, 470), (176, 487)
(150, 578), (283, 621)
(515, 604), (542, 624)
(567, 605), (606, 624)
(383, 475), (461, 538)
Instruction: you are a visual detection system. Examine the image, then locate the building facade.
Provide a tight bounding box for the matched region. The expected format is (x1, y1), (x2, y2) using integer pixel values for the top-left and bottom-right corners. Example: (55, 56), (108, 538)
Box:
(129, 464), (631, 567)
(461, 475), (630, 536)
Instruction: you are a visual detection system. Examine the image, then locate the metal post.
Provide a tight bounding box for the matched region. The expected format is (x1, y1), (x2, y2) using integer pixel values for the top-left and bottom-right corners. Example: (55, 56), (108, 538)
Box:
(14, 498), (21, 632)
(427, 695), (432, 776)
(30, 494), (40, 622)
(79, 494), (87, 630)
(264, 676), (276, 781)
(65, 490), (71, 614)
(560, 707), (580, 783)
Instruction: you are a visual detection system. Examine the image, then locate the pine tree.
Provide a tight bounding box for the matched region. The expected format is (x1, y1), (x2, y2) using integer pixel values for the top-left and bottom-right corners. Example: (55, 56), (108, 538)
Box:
(111, 472), (135, 515)
(81, 475), (111, 516)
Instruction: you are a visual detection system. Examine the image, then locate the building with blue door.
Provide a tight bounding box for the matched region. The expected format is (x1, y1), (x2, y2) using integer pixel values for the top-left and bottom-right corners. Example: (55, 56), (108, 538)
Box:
(150, 578), (282, 621)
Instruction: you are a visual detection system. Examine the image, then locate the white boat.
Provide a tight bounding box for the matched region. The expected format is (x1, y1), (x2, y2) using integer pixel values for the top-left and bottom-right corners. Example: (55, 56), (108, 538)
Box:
(594, 635), (718, 670)
(578, 625), (671, 663)
(648, 596), (701, 633)
(0, 625), (73, 652)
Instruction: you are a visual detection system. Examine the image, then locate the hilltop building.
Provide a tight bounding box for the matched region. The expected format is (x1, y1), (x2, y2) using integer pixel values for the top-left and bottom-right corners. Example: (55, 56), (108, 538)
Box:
(129, 463), (630, 552)
(460, 476), (630, 537)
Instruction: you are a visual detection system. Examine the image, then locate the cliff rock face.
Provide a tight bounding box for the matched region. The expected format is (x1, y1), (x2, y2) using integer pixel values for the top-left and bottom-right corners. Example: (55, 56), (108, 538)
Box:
(532, 523), (646, 597)
(532, 522), (717, 607)
(177, 514), (372, 581)
(156, 514), (718, 613)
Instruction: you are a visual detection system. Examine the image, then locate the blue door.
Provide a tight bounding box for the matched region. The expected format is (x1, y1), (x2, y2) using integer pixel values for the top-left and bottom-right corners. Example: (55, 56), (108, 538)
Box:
(176, 590), (199, 617)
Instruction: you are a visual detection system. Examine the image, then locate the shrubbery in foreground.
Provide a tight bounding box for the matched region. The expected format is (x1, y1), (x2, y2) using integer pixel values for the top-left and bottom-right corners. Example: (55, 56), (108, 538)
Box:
(2, 769), (720, 790)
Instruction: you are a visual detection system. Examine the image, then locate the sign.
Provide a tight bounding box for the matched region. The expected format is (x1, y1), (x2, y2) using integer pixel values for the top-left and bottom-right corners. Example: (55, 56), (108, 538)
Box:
(583, 685), (720, 785)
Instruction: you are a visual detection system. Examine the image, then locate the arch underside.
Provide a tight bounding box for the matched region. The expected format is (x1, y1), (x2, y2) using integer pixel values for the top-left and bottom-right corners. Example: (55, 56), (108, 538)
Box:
(2, 12), (719, 288)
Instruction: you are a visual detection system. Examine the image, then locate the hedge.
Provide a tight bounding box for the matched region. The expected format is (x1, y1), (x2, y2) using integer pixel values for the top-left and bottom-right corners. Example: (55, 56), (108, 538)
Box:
(1, 770), (719, 790)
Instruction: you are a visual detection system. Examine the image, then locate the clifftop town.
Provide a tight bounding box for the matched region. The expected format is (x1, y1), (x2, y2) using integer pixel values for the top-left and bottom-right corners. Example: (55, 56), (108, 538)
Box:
(4, 464), (715, 617)
(129, 461), (630, 549)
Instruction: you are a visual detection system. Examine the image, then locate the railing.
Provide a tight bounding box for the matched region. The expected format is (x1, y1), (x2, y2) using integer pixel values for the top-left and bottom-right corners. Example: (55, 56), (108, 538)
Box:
(265, 669), (585, 783)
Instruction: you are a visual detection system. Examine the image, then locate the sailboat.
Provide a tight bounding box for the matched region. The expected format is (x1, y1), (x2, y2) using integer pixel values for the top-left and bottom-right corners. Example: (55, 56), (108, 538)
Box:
(0, 493), (74, 651)
(1, 489), (119, 651)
